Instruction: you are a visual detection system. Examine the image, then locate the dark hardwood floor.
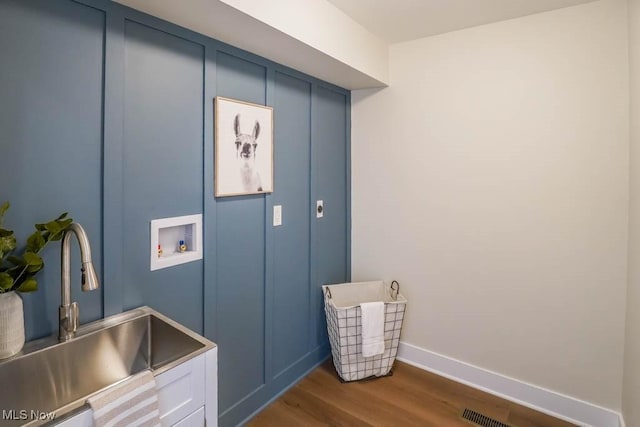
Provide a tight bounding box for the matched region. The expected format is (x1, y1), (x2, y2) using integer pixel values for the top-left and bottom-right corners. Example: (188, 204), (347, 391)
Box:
(247, 360), (576, 427)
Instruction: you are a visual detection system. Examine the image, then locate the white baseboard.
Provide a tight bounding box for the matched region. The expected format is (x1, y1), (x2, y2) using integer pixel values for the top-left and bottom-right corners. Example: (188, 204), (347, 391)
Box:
(397, 342), (622, 427)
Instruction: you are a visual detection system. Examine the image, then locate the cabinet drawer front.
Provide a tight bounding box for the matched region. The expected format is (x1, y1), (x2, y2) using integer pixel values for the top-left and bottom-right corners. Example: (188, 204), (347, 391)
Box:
(172, 406), (204, 427)
(157, 354), (206, 426)
(51, 410), (92, 427)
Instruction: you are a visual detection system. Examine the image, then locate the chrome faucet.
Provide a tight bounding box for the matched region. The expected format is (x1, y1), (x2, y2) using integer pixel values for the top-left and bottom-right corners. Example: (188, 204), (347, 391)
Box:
(59, 223), (100, 341)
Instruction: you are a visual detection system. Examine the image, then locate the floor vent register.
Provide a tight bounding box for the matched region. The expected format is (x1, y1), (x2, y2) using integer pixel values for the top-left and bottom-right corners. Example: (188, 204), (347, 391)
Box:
(461, 408), (511, 427)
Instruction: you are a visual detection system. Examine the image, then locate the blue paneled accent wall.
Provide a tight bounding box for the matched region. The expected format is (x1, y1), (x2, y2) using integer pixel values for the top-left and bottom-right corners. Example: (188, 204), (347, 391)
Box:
(0, 0), (105, 339)
(0, 1), (350, 426)
(214, 51), (268, 416)
(121, 20), (205, 332)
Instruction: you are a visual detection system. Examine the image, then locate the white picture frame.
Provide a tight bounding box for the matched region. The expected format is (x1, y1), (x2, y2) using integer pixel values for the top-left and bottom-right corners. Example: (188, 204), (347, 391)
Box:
(214, 96), (273, 197)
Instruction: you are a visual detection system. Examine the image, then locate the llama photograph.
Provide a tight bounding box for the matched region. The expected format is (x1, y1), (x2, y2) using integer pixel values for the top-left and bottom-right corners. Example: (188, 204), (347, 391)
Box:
(215, 97), (273, 197)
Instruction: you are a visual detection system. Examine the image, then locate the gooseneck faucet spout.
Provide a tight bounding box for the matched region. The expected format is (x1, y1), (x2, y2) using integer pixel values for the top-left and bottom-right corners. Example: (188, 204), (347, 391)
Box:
(59, 223), (100, 341)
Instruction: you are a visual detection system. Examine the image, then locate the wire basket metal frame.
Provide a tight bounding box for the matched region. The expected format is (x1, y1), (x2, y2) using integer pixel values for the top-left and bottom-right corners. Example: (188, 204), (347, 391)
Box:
(323, 281), (406, 382)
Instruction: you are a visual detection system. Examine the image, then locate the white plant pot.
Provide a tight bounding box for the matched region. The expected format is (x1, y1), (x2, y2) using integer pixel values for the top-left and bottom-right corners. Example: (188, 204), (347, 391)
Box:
(0, 291), (25, 359)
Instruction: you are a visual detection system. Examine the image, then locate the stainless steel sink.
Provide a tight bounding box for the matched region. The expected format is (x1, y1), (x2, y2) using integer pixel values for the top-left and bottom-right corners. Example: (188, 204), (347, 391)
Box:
(0, 307), (215, 426)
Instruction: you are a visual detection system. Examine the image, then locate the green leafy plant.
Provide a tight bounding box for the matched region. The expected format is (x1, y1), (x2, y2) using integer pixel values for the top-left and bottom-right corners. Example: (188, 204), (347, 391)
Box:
(0, 202), (73, 293)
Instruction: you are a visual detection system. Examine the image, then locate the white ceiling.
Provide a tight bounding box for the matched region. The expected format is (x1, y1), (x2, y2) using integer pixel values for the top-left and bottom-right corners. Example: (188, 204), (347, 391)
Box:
(326, 0), (598, 43)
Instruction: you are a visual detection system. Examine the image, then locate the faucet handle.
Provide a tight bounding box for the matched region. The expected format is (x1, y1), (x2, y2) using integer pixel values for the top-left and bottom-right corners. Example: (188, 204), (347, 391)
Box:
(59, 302), (79, 341)
(70, 302), (79, 333)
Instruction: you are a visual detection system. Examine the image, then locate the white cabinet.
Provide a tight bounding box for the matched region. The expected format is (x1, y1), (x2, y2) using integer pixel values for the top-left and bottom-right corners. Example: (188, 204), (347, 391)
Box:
(172, 407), (204, 427)
(157, 353), (205, 425)
(53, 412), (92, 427)
(53, 347), (217, 427)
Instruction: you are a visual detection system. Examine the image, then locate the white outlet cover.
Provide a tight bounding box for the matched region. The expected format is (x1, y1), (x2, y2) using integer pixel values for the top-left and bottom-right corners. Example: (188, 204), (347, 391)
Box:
(273, 205), (282, 226)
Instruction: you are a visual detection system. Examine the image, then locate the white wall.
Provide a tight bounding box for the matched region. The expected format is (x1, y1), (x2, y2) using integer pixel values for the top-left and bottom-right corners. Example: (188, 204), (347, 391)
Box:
(352, 0), (629, 410)
(624, 0), (640, 424)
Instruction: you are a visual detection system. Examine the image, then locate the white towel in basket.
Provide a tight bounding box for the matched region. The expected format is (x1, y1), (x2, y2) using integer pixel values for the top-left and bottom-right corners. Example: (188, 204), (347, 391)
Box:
(360, 301), (385, 357)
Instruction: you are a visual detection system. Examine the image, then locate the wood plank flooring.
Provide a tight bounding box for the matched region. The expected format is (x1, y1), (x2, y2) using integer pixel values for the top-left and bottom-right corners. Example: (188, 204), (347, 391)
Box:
(248, 360), (576, 427)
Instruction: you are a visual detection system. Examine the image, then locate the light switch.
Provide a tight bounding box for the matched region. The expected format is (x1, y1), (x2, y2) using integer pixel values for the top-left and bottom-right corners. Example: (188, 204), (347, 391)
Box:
(273, 205), (282, 226)
(316, 200), (324, 218)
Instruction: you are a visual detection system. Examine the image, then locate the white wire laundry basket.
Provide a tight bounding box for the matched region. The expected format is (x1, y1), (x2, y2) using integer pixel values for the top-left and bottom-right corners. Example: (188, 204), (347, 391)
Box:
(323, 280), (407, 382)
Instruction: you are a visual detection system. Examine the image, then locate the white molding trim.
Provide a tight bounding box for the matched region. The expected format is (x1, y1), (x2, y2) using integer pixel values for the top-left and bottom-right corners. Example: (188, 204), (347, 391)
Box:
(397, 342), (622, 427)
(619, 413), (626, 427)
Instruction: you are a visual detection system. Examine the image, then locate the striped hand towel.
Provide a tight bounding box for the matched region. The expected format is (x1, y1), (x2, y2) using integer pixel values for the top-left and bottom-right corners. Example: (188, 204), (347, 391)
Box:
(87, 370), (161, 427)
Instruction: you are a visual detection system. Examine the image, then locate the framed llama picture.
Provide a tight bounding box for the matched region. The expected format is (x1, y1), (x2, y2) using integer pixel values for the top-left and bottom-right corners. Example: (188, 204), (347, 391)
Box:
(214, 96), (274, 197)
